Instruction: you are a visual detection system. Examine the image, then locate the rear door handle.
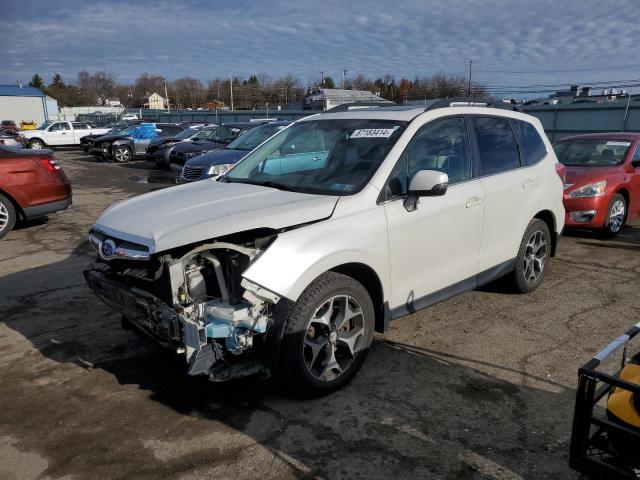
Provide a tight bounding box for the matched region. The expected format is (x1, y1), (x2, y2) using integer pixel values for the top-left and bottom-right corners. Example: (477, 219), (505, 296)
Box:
(522, 179), (536, 188)
(466, 197), (483, 208)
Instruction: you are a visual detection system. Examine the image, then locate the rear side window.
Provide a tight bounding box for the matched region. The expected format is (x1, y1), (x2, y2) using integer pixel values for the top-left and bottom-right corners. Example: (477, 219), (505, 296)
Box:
(473, 117), (520, 176)
(513, 120), (547, 166)
(72, 123), (88, 130)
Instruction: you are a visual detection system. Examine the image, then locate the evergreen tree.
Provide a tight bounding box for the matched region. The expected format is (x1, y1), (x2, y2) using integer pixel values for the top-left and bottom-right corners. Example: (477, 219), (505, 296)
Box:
(28, 74), (44, 89)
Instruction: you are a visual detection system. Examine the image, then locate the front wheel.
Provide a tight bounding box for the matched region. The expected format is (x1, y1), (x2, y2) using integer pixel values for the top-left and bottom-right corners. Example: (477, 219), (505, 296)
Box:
(112, 145), (132, 163)
(27, 139), (45, 149)
(0, 193), (17, 239)
(507, 218), (551, 294)
(280, 272), (374, 396)
(601, 194), (626, 238)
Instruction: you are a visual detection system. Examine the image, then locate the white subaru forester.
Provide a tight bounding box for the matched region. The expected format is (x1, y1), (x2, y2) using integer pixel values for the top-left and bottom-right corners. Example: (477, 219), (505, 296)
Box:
(85, 102), (565, 395)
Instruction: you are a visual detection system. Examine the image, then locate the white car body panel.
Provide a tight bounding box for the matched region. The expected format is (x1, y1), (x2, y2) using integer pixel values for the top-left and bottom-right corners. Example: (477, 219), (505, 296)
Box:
(243, 185), (392, 302)
(383, 180), (484, 307)
(93, 179), (338, 254)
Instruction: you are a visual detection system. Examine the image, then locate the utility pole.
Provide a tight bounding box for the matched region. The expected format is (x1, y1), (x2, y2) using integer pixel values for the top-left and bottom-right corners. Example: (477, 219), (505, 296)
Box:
(229, 73), (234, 111)
(342, 68), (347, 103)
(164, 79), (170, 112)
(467, 59), (473, 97)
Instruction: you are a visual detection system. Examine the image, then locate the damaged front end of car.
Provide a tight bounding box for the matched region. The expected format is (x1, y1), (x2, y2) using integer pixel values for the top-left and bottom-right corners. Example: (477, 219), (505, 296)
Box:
(84, 228), (286, 382)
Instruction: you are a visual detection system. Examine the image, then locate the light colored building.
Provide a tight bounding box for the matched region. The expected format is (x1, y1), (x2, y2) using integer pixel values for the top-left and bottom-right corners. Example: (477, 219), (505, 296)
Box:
(0, 85), (58, 125)
(143, 92), (167, 110)
(303, 88), (392, 110)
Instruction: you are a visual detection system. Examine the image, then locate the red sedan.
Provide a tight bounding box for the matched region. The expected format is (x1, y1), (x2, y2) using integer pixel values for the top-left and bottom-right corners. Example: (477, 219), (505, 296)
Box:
(555, 133), (640, 236)
(0, 145), (72, 239)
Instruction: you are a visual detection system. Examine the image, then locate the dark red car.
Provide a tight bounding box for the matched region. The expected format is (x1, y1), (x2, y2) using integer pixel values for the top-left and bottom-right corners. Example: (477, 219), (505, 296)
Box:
(0, 145), (72, 239)
(555, 133), (640, 236)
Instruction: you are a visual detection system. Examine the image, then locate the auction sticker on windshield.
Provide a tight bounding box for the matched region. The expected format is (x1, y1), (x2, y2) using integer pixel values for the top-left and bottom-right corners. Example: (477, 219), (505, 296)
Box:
(350, 127), (398, 139)
(606, 141), (631, 146)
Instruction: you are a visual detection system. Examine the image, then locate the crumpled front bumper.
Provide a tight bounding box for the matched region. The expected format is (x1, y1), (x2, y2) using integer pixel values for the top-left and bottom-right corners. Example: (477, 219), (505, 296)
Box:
(84, 266), (181, 348)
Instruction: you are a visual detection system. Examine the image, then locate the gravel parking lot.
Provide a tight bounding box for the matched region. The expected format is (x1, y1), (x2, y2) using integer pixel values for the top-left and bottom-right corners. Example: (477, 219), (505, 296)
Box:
(1, 149), (639, 480)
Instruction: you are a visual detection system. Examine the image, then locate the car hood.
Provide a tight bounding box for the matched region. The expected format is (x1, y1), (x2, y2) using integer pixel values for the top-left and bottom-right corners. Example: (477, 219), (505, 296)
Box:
(185, 148), (247, 167)
(93, 134), (131, 143)
(173, 139), (228, 153)
(93, 180), (339, 254)
(564, 165), (620, 185)
(148, 136), (180, 148)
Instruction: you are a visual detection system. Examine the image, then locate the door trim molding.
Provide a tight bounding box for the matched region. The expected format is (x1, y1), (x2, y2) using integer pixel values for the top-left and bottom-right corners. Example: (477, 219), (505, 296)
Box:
(389, 257), (516, 321)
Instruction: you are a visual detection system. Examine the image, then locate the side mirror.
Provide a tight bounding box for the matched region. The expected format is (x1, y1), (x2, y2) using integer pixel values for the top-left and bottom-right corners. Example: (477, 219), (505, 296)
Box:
(631, 160), (640, 169)
(404, 170), (449, 212)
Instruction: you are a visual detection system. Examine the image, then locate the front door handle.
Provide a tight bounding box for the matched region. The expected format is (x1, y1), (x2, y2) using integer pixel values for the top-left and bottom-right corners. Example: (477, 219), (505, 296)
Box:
(522, 179), (536, 188)
(466, 197), (483, 208)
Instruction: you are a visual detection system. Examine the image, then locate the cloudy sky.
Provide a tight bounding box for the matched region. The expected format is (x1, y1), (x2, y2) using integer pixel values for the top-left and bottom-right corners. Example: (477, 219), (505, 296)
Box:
(2, 0), (640, 95)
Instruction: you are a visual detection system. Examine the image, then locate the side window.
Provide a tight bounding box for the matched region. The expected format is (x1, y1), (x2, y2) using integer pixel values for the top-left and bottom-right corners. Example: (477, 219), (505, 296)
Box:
(473, 117), (521, 176)
(513, 120), (547, 166)
(633, 145), (640, 163)
(384, 117), (471, 199)
(72, 123), (88, 130)
(49, 122), (64, 131)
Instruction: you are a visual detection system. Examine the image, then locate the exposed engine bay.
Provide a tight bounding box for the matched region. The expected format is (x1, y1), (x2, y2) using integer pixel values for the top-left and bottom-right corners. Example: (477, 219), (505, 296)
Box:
(84, 229), (285, 381)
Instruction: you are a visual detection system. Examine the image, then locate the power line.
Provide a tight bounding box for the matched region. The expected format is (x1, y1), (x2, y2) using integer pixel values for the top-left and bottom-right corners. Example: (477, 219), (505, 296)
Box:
(474, 64), (640, 74)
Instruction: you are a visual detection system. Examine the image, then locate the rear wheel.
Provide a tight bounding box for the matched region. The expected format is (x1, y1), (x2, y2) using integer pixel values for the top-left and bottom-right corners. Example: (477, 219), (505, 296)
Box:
(507, 218), (551, 294)
(280, 272), (374, 396)
(113, 145), (132, 163)
(0, 193), (17, 239)
(27, 139), (45, 149)
(601, 194), (626, 238)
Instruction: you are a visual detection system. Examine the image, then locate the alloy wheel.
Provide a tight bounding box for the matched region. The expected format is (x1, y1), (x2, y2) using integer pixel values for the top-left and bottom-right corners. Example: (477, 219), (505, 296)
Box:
(0, 202), (8, 232)
(30, 141), (43, 149)
(303, 295), (366, 382)
(114, 147), (131, 162)
(609, 199), (625, 233)
(523, 230), (547, 283)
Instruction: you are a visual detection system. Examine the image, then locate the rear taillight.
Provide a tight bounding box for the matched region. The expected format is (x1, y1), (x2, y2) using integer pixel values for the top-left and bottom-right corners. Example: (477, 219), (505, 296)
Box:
(555, 162), (566, 183)
(39, 157), (63, 174)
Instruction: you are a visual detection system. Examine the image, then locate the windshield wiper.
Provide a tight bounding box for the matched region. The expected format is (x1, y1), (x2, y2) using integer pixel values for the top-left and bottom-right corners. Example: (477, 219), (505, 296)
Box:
(225, 178), (303, 192)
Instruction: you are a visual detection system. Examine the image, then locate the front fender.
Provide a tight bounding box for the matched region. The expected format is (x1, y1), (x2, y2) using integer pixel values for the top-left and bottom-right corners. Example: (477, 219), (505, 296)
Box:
(111, 138), (133, 148)
(243, 202), (390, 303)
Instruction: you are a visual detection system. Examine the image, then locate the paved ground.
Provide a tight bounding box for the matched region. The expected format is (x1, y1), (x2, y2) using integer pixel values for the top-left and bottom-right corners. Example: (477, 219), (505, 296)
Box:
(1, 149), (639, 480)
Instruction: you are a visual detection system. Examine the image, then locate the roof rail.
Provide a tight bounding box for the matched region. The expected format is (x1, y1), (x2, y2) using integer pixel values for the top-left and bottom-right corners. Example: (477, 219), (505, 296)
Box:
(323, 102), (397, 113)
(422, 97), (522, 112)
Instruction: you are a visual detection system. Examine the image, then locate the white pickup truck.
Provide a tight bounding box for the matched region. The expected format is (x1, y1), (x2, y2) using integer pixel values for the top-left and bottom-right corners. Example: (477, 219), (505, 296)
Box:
(19, 121), (110, 149)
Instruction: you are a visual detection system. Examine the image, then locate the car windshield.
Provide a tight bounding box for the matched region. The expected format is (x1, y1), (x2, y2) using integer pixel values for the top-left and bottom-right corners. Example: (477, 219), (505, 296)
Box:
(37, 122), (52, 130)
(174, 128), (200, 140)
(192, 127), (219, 140)
(226, 124), (288, 151)
(555, 139), (631, 166)
(225, 119), (407, 195)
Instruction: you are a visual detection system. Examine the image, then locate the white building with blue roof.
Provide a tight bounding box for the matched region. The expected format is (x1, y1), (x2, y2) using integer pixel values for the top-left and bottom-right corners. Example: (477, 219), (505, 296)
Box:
(0, 84), (58, 127)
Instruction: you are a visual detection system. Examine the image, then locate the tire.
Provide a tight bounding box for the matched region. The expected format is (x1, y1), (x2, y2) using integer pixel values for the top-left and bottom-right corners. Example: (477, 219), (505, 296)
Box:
(507, 218), (551, 294)
(279, 271), (375, 396)
(27, 139), (45, 149)
(113, 145), (132, 163)
(601, 193), (626, 238)
(0, 193), (17, 239)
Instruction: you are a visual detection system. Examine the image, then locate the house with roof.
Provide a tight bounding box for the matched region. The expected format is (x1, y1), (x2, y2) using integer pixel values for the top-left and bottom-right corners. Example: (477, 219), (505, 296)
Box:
(303, 88), (392, 110)
(0, 84), (58, 126)
(143, 92), (167, 110)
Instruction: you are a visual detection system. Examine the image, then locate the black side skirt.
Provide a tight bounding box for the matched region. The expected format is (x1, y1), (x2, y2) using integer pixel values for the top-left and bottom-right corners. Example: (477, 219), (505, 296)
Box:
(388, 257), (516, 321)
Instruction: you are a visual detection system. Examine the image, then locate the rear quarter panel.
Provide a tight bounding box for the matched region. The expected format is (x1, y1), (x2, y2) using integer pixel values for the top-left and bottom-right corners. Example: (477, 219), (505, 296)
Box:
(0, 153), (69, 208)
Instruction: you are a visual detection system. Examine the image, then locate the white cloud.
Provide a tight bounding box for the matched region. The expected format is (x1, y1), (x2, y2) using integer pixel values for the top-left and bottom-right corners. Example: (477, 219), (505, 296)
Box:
(1, 0), (638, 91)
